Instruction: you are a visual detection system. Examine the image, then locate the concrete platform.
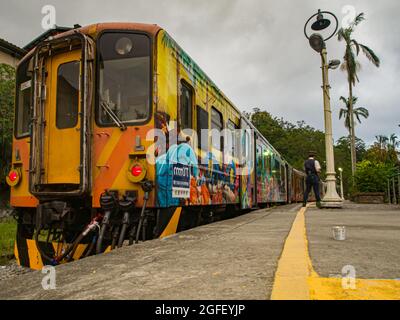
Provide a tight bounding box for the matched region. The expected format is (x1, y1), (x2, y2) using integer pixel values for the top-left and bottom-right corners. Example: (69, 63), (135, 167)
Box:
(271, 202), (400, 300)
(306, 202), (400, 280)
(1, 202), (399, 300)
(0, 204), (300, 300)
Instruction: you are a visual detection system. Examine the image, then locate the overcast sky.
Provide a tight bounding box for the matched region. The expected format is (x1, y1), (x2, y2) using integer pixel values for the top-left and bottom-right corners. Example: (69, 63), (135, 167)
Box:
(1, 0), (398, 145)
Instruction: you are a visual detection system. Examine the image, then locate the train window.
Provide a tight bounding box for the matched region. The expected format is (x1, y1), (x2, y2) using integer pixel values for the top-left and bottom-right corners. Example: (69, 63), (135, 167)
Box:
(264, 147), (272, 175)
(180, 81), (193, 130)
(197, 106), (208, 150)
(211, 107), (223, 151)
(244, 130), (251, 160)
(98, 32), (151, 125)
(226, 120), (237, 158)
(256, 145), (263, 173)
(15, 60), (32, 138)
(56, 61), (80, 129)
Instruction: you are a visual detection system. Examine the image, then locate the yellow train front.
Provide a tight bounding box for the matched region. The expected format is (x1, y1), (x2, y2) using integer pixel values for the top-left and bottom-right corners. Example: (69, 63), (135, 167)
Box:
(7, 23), (302, 269)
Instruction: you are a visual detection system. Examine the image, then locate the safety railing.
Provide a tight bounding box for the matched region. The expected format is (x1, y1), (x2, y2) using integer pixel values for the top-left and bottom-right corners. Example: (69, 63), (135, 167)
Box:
(387, 171), (400, 204)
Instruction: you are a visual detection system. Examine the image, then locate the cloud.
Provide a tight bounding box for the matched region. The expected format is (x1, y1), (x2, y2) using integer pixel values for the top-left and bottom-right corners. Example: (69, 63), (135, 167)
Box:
(1, 0), (397, 146)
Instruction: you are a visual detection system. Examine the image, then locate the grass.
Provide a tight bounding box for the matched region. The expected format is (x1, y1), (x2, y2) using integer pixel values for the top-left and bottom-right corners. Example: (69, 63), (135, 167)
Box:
(0, 217), (17, 265)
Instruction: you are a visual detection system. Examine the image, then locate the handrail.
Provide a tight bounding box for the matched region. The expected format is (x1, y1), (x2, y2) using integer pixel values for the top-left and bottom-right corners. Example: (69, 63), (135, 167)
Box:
(387, 170), (400, 204)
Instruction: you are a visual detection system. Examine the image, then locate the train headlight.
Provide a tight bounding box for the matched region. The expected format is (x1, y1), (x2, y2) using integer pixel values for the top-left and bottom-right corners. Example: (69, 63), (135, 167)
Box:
(127, 160), (146, 183)
(6, 168), (21, 187)
(115, 37), (133, 55)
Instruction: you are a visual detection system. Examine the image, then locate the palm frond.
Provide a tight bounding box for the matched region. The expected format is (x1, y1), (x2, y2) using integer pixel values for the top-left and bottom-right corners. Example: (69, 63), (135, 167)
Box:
(353, 13), (365, 26)
(390, 133), (398, 145)
(354, 107), (369, 122)
(337, 28), (345, 41)
(358, 107), (369, 117)
(339, 96), (348, 105)
(345, 46), (359, 85)
(339, 108), (347, 119)
(351, 39), (360, 55)
(359, 44), (380, 67)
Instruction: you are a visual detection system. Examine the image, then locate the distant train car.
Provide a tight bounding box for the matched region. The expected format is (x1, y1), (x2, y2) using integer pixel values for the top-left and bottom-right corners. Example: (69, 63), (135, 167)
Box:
(291, 168), (306, 203)
(7, 23), (308, 269)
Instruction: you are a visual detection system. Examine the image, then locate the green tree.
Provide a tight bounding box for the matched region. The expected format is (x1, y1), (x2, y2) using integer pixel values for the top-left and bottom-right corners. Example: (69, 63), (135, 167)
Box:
(365, 134), (399, 165)
(354, 160), (395, 193)
(388, 134), (400, 152)
(338, 96), (369, 132)
(249, 108), (326, 173)
(336, 135), (366, 162)
(334, 136), (366, 197)
(337, 12), (380, 176)
(0, 64), (15, 192)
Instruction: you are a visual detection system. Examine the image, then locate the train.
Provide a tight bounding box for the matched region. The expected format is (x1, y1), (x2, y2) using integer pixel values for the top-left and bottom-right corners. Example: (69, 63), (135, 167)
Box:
(6, 23), (316, 270)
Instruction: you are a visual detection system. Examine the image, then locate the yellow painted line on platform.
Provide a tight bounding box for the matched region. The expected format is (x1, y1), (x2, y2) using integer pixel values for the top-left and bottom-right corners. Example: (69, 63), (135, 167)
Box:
(271, 204), (400, 300)
(308, 277), (400, 300)
(271, 206), (311, 300)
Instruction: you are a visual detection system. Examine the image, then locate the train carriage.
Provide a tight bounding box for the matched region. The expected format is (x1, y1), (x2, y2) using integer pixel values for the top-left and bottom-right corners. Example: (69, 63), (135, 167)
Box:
(7, 23), (306, 269)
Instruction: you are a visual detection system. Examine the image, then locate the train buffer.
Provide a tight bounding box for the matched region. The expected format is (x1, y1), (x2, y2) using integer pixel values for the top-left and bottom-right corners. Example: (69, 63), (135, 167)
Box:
(0, 202), (399, 300)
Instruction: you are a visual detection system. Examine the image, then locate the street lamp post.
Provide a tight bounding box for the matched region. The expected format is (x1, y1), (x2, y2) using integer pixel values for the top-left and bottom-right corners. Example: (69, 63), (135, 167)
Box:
(304, 10), (343, 208)
(338, 167), (344, 200)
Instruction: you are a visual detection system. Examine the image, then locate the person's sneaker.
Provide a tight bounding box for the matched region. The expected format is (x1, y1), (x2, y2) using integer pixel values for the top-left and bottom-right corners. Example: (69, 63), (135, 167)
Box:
(316, 201), (322, 208)
(302, 203), (307, 207)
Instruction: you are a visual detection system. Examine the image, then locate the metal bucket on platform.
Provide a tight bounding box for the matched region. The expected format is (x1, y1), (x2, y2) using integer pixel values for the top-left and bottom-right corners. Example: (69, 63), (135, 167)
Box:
(332, 226), (346, 241)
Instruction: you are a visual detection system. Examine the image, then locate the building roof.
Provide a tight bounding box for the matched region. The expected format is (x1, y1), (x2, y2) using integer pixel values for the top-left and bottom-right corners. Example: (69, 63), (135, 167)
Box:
(23, 25), (73, 52)
(0, 37), (26, 59)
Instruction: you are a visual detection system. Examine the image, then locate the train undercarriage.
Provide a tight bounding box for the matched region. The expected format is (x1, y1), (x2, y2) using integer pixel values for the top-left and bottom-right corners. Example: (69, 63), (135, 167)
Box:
(13, 182), (246, 269)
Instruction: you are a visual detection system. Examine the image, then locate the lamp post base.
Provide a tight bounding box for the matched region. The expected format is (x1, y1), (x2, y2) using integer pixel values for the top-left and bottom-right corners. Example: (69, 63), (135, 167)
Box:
(320, 199), (343, 208)
(321, 174), (344, 208)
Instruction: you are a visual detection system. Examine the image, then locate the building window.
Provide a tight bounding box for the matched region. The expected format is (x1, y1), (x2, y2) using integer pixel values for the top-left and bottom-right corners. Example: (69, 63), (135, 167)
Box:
(56, 61), (80, 129)
(211, 107), (223, 151)
(180, 81), (193, 130)
(197, 106), (208, 150)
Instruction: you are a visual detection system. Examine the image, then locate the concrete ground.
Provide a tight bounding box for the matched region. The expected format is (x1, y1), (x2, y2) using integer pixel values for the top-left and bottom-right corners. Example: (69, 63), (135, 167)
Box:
(306, 202), (400, 280)
(0, 204), (300, 300)
(1, 202), (399, 300)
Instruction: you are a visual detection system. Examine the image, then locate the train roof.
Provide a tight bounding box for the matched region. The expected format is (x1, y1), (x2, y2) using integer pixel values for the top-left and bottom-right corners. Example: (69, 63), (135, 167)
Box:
(17, 22), (294, 169)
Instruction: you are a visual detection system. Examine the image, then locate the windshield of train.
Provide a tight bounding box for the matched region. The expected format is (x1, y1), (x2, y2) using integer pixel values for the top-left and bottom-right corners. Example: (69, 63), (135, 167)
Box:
(98, 32), (151, 125)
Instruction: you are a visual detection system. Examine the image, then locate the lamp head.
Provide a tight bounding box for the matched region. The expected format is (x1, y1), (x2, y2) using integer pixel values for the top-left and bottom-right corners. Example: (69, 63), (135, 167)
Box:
(328, 59), (341, 69)
(309, 33), (325, 53)
(311, 9), (331, 31)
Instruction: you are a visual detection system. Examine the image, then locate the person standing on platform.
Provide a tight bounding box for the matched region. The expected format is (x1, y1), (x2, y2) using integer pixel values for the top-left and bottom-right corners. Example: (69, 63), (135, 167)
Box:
(303, 151), (322, 208)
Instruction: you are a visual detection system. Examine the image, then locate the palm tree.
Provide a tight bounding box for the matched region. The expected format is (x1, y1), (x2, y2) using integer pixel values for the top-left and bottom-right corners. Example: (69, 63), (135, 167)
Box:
(339, 96), (369, 132)
(388, 134), (400, 151)
(337, 12), (380, 176)
(373, 134), (399, 163)
(374, 135), (388, 150)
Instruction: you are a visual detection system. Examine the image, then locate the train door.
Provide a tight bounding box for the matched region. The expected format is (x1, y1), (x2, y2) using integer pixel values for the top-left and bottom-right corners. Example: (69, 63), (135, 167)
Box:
(239, 118), (255, 209)
(43, 50), (82, 185)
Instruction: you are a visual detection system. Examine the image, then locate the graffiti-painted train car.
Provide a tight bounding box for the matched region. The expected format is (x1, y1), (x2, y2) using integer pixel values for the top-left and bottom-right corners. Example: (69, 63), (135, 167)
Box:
(7, 23), (306, 269)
